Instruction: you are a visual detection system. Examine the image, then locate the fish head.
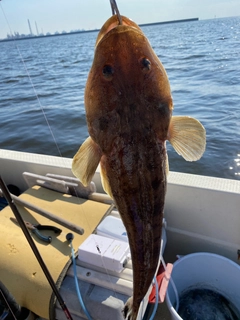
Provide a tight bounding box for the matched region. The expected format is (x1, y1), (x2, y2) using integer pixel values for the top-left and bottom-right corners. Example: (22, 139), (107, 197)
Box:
(85, 15), (173, 153)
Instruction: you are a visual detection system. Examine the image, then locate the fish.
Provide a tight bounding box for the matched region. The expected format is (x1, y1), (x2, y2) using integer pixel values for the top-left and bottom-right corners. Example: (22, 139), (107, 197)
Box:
(72, 14), (206, 320)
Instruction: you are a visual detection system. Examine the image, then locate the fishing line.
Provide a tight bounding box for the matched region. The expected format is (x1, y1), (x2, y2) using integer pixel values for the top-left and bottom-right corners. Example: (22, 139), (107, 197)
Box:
(73, 201), (122, 301)
(0, 2), (63, 158)
(12, 45), (63, 158)
(148, 276), (158, 320)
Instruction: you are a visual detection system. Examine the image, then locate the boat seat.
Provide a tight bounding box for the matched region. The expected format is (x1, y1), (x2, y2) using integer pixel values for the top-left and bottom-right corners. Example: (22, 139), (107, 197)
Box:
(0, 185), (110, 319)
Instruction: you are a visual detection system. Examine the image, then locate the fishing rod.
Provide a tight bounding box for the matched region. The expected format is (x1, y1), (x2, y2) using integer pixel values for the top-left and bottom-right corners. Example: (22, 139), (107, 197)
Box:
(0, 176), (73, 320)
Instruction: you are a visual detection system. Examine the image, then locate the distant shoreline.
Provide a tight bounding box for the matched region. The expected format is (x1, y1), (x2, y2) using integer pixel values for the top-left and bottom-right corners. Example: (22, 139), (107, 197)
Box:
(140, 17), (198, 27)
(0, 17), (198, 43)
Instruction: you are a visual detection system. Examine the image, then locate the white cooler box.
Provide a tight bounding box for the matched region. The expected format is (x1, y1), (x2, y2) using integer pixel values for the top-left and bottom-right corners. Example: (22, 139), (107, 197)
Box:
(97, 215), (128, 242)
(78, 234), (130, 273)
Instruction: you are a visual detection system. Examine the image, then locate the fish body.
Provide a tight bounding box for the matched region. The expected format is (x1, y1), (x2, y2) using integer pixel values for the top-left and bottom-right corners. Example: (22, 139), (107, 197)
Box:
(72, 15), (206, 320)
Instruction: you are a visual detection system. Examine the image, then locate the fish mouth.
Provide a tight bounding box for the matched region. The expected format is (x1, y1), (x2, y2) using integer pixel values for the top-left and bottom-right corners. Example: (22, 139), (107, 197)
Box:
(95, 15), (143, 47)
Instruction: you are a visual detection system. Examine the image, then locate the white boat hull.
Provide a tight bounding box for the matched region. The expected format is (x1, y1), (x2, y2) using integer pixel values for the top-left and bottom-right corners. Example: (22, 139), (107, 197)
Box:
(1, 149), (239, 263)
(1, 148), (240, 320)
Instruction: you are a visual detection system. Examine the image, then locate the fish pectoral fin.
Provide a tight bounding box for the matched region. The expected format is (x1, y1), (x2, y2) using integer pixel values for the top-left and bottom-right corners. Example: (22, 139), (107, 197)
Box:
(72, 137), (101, 186)
(168, 116), (206, 161)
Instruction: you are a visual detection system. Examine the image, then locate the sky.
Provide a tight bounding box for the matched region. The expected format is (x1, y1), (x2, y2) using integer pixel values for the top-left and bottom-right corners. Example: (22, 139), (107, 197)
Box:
(0, 0), (240, 39)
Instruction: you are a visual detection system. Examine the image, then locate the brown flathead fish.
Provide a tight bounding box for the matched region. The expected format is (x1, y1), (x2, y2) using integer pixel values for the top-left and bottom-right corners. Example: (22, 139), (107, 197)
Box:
(72, 15), (206, 320)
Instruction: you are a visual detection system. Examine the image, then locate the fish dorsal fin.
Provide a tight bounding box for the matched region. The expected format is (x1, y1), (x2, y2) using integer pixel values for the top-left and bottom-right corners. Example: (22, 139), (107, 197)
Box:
(72, 137), (102, 186)
(168, 116), (206, 161)
(100, 159), (113, 199)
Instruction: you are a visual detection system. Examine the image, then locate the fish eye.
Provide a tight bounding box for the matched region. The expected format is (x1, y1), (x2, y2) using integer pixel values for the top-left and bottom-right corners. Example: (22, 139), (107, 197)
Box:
(141, 57), (151, 71)
(102, 64), (114, 80)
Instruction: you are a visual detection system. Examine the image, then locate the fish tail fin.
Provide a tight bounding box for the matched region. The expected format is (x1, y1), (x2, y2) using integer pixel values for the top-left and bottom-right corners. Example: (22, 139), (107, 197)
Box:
(123, 297), (139, 320)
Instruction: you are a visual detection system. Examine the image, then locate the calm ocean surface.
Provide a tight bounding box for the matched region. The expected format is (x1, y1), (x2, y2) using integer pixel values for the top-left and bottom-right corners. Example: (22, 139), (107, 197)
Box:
(0, 17), (240, 180)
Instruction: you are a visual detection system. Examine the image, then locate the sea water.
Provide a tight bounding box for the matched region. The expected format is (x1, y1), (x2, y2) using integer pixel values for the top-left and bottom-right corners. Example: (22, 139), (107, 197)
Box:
(0, 17), (240, 180)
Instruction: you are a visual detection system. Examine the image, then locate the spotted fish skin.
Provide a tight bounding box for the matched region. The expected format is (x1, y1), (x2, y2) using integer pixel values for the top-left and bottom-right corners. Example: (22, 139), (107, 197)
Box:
(72, 15), (206, 320)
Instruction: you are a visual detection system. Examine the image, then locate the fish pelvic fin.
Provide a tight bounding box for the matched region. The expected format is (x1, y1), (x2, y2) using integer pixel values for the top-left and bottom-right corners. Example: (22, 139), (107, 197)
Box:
(123, 297), (138, 320)
(168, 116), (206, 161)
(72, 136), (101, 186)
(100, 158), (113, 199)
